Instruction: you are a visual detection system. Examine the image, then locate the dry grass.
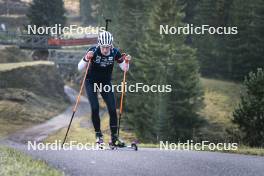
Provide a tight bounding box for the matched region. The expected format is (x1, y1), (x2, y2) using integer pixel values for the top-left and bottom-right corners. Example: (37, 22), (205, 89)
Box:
(200, 77), (241, 124)
(197, 78), (241, 141)
(0, 47), (32, 63)
(0, 61), (54, 71)
(0, 61), (69, 137)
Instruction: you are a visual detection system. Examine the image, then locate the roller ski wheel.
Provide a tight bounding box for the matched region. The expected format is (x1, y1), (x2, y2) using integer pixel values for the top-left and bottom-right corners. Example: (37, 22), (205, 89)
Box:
(131, 141), (138, 151)
(109, 142), (116, 150)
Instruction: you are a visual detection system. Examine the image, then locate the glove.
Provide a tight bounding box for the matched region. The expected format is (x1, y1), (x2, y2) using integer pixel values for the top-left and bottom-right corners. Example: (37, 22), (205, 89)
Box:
(84, 51), (94, 62)
(121, 53), (131, 63)
(124, 54), (131, 63)
(120, 53), (131, 72)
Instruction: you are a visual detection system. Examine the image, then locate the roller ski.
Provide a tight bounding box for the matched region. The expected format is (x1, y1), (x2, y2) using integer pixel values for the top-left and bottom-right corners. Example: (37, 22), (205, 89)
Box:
(109, 135), (138, 151)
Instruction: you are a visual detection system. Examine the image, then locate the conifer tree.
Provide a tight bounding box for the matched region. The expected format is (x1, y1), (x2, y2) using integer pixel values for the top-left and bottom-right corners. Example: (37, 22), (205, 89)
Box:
(233, 68), (264, 147)
(27, 0), (66, 28)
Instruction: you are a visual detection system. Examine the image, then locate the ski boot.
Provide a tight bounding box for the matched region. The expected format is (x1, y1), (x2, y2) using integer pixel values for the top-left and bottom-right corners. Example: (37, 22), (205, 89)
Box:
(95, 132), (104, 149)
(109, 135), (126, 149)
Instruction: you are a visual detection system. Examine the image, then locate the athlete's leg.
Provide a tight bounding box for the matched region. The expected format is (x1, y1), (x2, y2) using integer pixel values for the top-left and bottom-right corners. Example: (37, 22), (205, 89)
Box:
(100, 82), (118, 137)
(85, 80), (102, 136)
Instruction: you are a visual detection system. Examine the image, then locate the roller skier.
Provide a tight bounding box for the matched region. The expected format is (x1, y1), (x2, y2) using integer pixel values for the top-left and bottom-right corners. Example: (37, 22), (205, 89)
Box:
(78, 31), (131, 148)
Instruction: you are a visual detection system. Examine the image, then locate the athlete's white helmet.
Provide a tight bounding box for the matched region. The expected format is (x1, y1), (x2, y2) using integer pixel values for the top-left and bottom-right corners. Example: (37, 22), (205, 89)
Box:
(98, 31), (113, 47)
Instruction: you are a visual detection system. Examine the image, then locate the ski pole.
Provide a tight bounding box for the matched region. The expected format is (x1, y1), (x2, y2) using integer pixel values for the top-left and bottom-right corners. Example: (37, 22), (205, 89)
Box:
(62, 58), (91, 146)
(105, 18), (112, 31)
(117, 55), (130, 138)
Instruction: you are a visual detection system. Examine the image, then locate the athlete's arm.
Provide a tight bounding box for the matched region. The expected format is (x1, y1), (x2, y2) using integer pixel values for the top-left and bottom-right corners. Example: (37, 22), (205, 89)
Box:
(78, 47), (96, 71)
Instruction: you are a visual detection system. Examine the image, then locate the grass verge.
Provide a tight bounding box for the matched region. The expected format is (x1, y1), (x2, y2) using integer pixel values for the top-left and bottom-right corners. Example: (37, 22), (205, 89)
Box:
(0, 145), (63, 176)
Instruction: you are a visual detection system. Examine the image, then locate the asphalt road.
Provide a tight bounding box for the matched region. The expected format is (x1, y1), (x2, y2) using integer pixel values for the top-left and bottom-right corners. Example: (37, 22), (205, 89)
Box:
(3, 140), (264, 176)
